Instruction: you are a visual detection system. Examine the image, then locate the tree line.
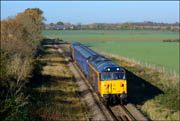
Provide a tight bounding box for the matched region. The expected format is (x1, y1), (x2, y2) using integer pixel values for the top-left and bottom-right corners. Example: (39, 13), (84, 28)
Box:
(43, 21), (179, 32)
(0, 8), (44, 120)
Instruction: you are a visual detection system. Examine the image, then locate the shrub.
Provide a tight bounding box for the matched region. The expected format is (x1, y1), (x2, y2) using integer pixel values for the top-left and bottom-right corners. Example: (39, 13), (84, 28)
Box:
(0, 8), (44, 120)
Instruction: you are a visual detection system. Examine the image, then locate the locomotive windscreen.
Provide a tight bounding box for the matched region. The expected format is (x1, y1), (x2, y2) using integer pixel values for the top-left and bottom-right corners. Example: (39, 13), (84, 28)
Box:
(100, 72), (126, 81)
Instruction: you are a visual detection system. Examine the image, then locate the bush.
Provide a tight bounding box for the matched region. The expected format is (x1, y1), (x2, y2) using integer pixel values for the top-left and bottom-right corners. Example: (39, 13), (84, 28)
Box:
(0, 8), (44, 121)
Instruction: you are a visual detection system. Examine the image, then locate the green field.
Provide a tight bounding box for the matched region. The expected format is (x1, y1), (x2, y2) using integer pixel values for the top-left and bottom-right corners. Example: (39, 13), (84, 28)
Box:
(42, 30), (179, 73)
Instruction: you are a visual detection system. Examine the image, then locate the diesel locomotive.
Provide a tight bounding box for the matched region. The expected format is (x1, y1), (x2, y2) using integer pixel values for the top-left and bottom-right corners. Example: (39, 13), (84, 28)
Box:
(70, 42), (127, 104)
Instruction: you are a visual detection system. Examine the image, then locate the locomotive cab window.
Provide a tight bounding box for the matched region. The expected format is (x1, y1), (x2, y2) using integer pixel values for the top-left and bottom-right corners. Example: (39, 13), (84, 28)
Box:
(100, 72), (125, 81)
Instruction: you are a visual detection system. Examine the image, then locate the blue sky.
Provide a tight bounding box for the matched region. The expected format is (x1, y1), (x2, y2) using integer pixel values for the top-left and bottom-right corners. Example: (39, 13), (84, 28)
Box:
(1, 1), (179, 24)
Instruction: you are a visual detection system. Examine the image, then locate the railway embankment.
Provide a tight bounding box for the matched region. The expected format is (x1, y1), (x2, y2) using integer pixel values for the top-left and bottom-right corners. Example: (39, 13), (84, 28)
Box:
(27, 39), (90, 120)
(97, 51), (179, 120)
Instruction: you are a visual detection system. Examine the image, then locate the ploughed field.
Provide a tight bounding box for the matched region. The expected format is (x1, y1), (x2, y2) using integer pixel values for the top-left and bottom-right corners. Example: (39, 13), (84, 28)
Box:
(42, 30), (179, 74)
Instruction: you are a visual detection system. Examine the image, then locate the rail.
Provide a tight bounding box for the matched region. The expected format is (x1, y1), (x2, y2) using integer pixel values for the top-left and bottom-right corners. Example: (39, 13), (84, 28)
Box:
(119, 105), (137, 121)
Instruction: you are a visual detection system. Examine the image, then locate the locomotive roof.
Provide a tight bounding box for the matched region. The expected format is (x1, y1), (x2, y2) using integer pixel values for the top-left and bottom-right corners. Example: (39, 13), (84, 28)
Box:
(71, 42), (125, 73)
(90, 55), (123, 72)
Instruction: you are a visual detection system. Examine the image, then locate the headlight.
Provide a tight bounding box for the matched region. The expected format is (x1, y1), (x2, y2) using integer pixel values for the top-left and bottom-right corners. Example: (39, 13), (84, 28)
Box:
(120, 83), (124, 87)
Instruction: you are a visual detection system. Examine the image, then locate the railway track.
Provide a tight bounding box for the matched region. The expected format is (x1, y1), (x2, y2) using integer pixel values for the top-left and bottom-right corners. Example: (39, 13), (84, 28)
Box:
(120, 105), (137, 121)
(105, 104), (137, 121)
(56, 41), (145, 121)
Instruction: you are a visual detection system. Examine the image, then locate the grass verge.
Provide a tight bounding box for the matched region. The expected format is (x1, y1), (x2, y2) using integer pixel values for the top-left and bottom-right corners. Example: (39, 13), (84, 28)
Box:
(27, 39), (90, 121)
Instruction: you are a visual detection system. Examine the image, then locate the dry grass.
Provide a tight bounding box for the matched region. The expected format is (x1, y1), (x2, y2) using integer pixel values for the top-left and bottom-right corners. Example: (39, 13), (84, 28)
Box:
(140, 99), (179, 120)
(29, 40), (90, 121)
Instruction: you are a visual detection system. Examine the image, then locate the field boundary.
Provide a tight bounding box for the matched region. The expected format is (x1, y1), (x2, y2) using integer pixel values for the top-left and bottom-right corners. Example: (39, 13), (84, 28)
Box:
(95, 49), (179, 79)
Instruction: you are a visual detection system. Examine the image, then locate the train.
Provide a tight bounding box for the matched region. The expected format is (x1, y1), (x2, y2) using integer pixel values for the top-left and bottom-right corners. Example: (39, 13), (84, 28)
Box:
(70, 42), (127, 104)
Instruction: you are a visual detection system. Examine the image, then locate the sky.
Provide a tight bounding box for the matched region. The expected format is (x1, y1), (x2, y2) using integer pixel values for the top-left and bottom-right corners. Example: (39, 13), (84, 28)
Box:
(1, 1), (179, 24)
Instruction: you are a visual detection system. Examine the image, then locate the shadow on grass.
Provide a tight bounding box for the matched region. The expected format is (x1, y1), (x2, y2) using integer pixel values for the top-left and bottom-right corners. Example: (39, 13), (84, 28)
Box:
(26, 38), (73, 121)
(28, 88), (73, 121)
(44, 60), (69, 65)
(42, 38), (68, 45)
(126, 69), (164, 105)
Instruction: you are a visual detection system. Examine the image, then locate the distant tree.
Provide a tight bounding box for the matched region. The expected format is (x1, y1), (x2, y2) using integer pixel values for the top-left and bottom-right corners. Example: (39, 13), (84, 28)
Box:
(57, 21), (64, 25)
(121, 22), (132, 29)
(77, 23), (82, 30)
(166, 26), (171, 31)
(50, 23), (54, 26)
(97, 24), (103, 30)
